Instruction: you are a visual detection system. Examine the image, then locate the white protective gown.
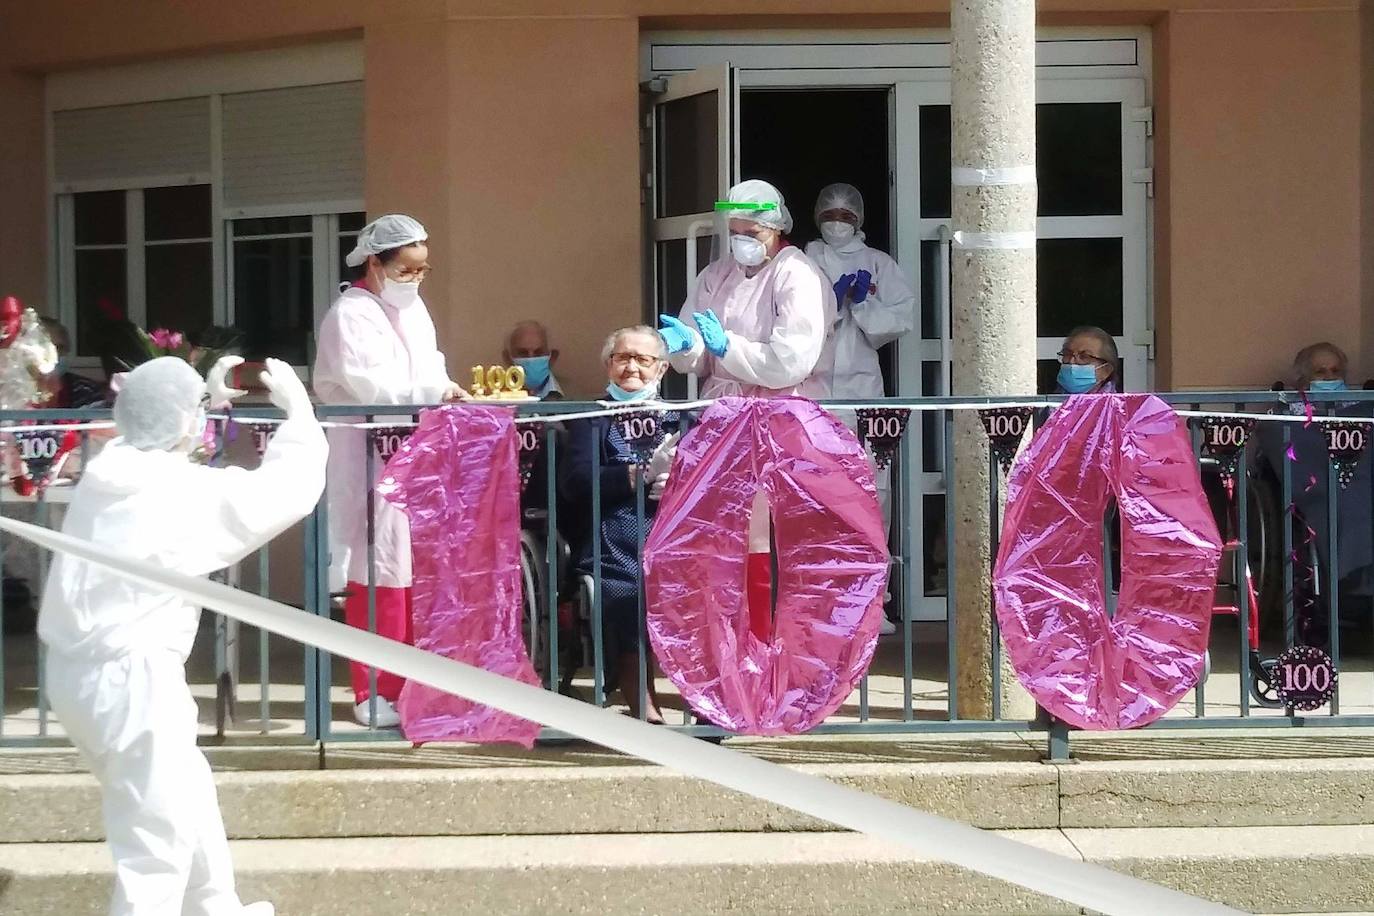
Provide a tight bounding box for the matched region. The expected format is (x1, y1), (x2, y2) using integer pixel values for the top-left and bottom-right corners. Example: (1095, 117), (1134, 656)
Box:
(670, 246), (836, 399)
(803, 235), (916, 400)
(804, 235), (916, 521)
(313, 285), (453, 590)
(39, 414), (327, 916)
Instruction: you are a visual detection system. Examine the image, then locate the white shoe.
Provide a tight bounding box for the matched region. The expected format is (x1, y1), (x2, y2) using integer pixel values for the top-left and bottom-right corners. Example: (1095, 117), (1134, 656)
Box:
(353, 697), (401, 728)
(878, 616), (897, 636)
(242, 904), (275, 916)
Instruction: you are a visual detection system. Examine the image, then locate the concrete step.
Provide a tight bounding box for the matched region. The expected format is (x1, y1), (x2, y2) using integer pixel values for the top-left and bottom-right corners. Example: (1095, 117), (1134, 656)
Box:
(4, 755), (1374, 843)
(4, 826), (1374, 915)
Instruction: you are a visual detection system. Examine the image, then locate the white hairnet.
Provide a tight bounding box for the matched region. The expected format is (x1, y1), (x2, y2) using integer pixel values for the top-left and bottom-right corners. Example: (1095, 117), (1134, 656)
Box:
(112, 357), (205, 451)
(723, 179), (792, 232)
(344, 214), (429, 268)
(814, 182), (865, 228)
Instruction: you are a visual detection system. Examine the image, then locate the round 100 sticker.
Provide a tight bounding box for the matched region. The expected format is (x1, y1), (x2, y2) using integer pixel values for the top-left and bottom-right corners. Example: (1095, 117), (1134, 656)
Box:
(1273, 645), (1337, 711)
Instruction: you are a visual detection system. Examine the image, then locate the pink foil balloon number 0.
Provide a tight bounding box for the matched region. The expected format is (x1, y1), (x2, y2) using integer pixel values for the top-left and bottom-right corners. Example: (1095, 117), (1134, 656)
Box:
(643, 398), (890, 736)
(993, 395), (1223, 730)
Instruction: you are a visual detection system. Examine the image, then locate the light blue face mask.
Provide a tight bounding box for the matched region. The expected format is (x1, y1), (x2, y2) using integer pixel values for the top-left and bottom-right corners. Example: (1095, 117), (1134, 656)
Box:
(1057, 363), (1100, 394)
(513, 355), (552, 390)
(1309, 378), (1347, 392)
(54, 357), (70, 376)
(606, 381), (657, 403)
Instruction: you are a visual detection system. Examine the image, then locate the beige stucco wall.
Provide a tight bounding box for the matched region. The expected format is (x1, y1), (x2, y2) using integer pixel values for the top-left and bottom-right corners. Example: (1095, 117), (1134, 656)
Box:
(0, 0), (1366, 392)
(1159, 7), (1362, 389)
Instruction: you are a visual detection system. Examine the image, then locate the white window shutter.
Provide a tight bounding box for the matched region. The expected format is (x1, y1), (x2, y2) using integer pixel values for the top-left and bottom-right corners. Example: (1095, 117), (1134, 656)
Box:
(222, 81), (363, 214)
(54, 97), (211, 187)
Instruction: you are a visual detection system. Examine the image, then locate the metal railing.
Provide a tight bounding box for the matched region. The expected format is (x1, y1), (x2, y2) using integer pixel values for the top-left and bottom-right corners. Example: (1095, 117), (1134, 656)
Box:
(3, 390), (1372, 758)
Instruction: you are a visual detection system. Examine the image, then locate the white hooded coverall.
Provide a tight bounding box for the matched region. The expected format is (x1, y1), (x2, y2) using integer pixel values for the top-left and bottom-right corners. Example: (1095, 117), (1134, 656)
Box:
(39, 415), (327, 915)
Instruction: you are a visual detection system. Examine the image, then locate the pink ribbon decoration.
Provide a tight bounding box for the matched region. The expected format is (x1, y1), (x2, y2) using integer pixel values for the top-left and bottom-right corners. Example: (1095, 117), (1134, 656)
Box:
(643, 397), (890, 735)
(378, 405), (541, 746)
(993, 395), (1223, 730)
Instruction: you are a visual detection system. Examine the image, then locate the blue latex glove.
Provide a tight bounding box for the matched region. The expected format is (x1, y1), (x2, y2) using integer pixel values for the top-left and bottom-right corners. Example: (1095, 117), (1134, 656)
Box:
(657, 314), (695, 355)
(851, 269), (873, 305)
(832, 273), (857, 305)
(693, 311), (729, 358)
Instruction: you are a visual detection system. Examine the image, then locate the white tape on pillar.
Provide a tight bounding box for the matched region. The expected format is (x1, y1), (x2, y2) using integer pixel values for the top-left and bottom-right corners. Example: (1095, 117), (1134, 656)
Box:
(951, 165), (1036, 187)
(2, 514), (1238, 916)
(952, 230), (1037, 250)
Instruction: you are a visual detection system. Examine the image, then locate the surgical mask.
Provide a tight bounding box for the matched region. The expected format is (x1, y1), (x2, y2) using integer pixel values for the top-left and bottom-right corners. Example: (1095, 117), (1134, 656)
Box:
(1310, 378), (1347, 392)
(1057, 363), (1100, 394)
(606, 381), (658, 403)
(379, 277), (422, 309)
(820, 221), (857, 248)
(730, 234), (768, 268)
(514, 356), (552, 390)
(53, 357), (70, 376)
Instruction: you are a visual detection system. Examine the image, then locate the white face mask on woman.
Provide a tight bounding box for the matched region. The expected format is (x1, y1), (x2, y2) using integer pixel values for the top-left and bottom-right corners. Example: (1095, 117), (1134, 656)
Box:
(730, 234), (768, 268)
(820, 220), (857, 248)
(379, 277), (422, 309)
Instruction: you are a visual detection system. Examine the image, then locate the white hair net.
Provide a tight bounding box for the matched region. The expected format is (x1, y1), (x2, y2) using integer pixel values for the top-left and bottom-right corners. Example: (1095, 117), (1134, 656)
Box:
(112, 357), (205, 451)
(722, 179), (792, 232)
(344, 214), (429, 268)
(814, 182), (865, 228)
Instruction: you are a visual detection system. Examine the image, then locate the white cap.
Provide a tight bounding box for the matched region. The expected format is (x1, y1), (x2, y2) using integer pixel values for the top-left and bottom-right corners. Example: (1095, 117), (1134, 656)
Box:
(722, 179), (791, 232)
(344, 214), (428, 268)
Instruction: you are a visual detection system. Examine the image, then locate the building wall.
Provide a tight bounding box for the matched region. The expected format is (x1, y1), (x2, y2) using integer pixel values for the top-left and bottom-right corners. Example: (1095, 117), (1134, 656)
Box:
(0, 72), (47, 308)
(1159, 7), (1361, 389)
(0, 0), (1366, 393)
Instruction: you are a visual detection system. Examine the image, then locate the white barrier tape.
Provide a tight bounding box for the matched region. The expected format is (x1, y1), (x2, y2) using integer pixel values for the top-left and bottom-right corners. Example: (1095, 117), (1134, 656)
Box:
(952, 165), (1036, 187)
(0, 421), (116, 434)
(1176, 408), (1374, 425)
(0, 515), (1237, 916)
(952, 230), (1037, 250)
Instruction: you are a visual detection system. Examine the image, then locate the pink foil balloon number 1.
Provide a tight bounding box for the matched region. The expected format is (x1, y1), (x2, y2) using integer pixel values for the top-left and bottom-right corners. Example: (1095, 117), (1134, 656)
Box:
(993, 395), (1224, 730)
(643, 398), (890, 736)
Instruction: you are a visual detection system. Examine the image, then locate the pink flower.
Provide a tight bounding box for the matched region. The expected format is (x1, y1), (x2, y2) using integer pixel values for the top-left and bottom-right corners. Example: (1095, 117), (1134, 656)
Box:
(149, 328), (184, 350)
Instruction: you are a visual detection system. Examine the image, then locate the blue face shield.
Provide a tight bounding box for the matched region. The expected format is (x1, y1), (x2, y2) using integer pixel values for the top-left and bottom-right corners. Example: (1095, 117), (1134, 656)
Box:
(1057, 363), (1100, 394)
(606, 381), (658, 403)
(513, 355), (552, 390)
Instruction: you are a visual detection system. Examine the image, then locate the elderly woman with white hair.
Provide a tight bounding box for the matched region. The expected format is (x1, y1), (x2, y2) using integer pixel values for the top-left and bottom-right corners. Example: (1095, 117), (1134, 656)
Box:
(560, 325), (679, 723)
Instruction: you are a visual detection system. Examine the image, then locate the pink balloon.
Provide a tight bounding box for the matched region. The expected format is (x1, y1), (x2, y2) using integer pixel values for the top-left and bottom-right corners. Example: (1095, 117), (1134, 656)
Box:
(379, 405), (542, 746)
(643, 397), (890, 735)
(993, 395), (1223, 730)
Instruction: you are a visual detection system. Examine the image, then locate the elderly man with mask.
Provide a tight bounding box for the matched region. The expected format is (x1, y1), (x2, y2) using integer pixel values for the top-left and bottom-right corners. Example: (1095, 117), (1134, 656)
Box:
(658, 178), (835, 643)
(503, 320), (563, 400)
(40, 356), (325, 916)
(313, 213), (466, 728)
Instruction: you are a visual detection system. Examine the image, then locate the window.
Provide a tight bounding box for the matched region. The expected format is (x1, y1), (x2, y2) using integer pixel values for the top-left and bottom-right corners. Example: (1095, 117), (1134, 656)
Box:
(229, 211), (364, 364)
(53, 80), (364, 366)
(69, 185), (214, 356)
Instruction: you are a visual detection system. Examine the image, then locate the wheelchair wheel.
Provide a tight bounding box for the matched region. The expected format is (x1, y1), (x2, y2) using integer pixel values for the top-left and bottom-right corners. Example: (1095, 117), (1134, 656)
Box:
(1249, 652), (1284, 709)
(519, 529), (552, 687)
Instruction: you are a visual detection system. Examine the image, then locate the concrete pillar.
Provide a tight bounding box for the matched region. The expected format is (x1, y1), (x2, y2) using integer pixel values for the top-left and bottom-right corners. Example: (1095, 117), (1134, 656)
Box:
(949, 0), (1037, 720)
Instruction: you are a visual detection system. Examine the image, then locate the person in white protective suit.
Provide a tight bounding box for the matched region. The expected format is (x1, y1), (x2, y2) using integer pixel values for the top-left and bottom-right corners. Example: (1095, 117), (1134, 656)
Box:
(658, 179), (835, 644)
(805, 183), (915, 635)
(39, 356), (326, 916)
(312, 214), (467, 728)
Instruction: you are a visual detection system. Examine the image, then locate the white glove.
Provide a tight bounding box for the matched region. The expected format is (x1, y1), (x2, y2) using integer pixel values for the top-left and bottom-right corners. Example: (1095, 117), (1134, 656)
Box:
(645, 431), (680, 481)
(648, 471), (670, 502)
(260, 358), (314, 420)
(206, 355), (247, 409)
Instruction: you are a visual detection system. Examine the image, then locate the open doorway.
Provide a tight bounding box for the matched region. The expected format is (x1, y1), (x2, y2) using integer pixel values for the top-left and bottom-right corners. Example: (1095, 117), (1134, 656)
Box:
(739, 88), (891, 257)
(738, 87), (897, 395)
